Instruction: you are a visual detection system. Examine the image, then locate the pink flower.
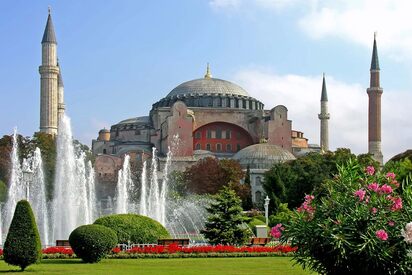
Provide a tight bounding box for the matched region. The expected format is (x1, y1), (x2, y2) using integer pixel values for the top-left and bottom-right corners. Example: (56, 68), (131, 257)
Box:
(391, 197), (402, 211)
(379, 184), (393, 194)
(388, 221), (395, 227)
(367, 182), (380, 192)
(386, 172), (396, 180)
(376, 229), (388, 241)
(354, 189), (366, 201)
(371, 207), (378, 214)
(271, 223), (285, 239)
(391, 180), (400, 188)
(402, 222), (412, 244)
(305, 194), (315, 201)
(366, 166), (375, 176)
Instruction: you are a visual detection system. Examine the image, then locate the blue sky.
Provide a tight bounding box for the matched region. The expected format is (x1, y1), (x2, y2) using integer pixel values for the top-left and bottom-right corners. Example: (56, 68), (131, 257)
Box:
(1, 0), (411, 161)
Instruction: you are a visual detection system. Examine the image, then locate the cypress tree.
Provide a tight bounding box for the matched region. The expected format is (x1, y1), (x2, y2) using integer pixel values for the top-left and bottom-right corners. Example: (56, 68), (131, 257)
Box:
(4, 200), (41, 271)
(201, 186), (251, 245)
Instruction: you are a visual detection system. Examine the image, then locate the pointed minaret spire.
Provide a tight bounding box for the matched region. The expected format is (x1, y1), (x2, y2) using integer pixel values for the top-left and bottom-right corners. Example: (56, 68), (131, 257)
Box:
(371, 32), (380, 70)
(367, 32), (383, 165)
(318, 73), (330, 152)
(204, 63), (212, 79)
(42, 7), (57, 44)
(39, 8), (59, 135)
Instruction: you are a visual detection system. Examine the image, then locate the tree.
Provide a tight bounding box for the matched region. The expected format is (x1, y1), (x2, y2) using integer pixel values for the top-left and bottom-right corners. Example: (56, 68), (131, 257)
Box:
(184, 157), (224, 194)
(201, 186), (251, 245)
(4, 200), (41, 271)
(242, 165), (253, 210)
(183, 157), (245, 195)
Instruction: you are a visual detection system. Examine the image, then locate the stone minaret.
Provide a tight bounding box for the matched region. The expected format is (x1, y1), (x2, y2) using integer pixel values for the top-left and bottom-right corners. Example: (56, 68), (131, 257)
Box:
(39, 8), (59, 135)
(367, 33), (383, 165)
(57, 60), (65, 125)
(318, 73), (330, 152)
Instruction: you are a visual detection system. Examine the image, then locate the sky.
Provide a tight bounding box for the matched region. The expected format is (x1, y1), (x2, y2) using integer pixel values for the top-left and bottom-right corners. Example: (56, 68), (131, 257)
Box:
(0, 0), (411, 162)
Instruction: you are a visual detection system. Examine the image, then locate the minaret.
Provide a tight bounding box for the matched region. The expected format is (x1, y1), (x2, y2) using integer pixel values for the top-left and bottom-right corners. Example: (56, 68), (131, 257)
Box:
(367, 33), (383, 164)
(39, 8), (59, 135)
(57, 60), (65, 125)
(318, 73), (330, 152)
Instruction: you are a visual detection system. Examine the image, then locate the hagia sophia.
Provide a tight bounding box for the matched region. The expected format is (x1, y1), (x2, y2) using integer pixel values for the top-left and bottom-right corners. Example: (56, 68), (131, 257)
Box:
(38, 11), (383, 203)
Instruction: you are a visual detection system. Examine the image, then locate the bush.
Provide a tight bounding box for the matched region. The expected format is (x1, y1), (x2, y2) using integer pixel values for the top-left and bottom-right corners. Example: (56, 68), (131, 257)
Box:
(69, 224), (118, 263)
(94, 214), (169, 244)
(281, 160), (412, 274)
(4, 200), (42, 271)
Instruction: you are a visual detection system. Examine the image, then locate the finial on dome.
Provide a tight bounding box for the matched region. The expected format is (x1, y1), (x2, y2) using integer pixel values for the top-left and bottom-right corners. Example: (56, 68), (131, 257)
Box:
(48, 6), (51, 14)
(374, 31), (377, 40)
(204, 63), (212, 79)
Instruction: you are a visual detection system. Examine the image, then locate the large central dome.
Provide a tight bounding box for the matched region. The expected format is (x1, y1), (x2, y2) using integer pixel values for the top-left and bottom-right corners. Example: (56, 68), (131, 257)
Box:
(166, 77), (249, 98)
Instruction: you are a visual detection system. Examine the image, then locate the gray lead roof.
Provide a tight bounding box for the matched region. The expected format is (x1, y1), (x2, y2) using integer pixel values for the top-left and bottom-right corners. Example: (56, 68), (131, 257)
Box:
(42, 14), (57, 44)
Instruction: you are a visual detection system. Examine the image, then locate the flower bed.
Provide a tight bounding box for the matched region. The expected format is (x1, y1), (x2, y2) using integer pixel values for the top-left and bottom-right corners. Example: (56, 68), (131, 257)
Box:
(122, 244), (296, 254)
(0, 244), (296, 260)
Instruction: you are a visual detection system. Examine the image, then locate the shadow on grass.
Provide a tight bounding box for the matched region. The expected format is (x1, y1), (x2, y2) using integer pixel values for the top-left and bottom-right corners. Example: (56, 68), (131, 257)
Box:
(39, 259), (84, 265)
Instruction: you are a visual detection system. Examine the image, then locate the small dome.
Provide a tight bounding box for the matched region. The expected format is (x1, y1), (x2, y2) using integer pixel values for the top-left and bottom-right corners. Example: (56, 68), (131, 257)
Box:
(99, 128), (110, 133)
(166, 78), (249, 98)
(233, 144), (296, 169)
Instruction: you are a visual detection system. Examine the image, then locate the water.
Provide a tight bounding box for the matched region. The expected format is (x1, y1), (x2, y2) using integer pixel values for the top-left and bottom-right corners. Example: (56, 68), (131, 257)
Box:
(115, 155), (132, 214)
(3, 129), (50, 245)
(52, 115), (96, 241)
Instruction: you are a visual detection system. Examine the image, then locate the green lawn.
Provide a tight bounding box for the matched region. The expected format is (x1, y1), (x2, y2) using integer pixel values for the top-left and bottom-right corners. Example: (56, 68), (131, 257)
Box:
(0, 257), (314, 274)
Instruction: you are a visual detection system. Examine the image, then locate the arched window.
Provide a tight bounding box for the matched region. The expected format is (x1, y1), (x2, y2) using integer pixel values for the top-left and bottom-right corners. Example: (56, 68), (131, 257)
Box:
(216, 144), (222, 152)
(195, 143), (201, 150)
(226, 144), (232, 152)
(103, 149), (107, 154)
(206, 144), (211, 151)
(256, 176), (261, 186)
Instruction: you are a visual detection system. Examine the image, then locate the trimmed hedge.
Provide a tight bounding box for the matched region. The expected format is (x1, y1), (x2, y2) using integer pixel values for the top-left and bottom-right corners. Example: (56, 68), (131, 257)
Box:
(3, 200), (42, 271)
(94, 214), (169, 244)
(69, 224), (118, 263)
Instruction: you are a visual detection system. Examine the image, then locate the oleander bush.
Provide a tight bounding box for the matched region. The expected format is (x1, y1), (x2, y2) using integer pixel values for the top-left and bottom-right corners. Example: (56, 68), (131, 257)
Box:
(94, 214), (169, 244)
(3, 200), (42, 271)
(69, 224), (118, 263)
(279, 160), (412, 274)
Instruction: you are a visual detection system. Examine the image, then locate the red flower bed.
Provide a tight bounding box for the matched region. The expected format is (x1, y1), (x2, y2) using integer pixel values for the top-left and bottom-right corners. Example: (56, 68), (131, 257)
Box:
(42, 246), (74, 256)
(123, 244), (296, 254)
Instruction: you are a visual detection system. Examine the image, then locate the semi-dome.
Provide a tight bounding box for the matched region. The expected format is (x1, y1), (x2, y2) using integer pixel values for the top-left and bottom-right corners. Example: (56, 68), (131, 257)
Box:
(166, 78), (249, 98)
(233, 143), (296, 169)
(117, 116), (150, 125)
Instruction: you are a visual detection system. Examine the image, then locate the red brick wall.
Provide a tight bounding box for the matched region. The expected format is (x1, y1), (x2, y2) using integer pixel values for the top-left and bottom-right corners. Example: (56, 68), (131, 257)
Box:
(193, 122), (253, 153)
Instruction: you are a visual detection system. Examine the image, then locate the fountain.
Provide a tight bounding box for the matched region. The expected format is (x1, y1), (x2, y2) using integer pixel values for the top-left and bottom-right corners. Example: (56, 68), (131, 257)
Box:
(115, 154), (132, 214)
(3, 129), (51, 245)
(51, 114), (96, 241)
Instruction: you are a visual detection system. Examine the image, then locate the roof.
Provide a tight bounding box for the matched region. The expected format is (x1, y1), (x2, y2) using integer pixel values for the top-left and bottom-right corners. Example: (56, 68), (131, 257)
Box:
(42, 13), (57, 44)
(321, 74), (328, 101)
(166, 78), (250, 98)
(117, 116), (150, 125)
(233, 143), (296, 169)
(371, 34), (380, 70)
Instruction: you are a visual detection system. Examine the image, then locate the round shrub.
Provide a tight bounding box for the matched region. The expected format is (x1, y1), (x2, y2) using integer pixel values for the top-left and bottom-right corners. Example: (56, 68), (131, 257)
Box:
(69, 224), (118, 263)
(94, 214), (169, 244)
(4, 200), (42, 271)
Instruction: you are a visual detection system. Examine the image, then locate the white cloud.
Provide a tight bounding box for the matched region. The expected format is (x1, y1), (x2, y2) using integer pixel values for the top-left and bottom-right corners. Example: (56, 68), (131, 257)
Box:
(234, 69), (412, 161)
(209, 0), (241, 10)
(298, 0), (412, 61)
